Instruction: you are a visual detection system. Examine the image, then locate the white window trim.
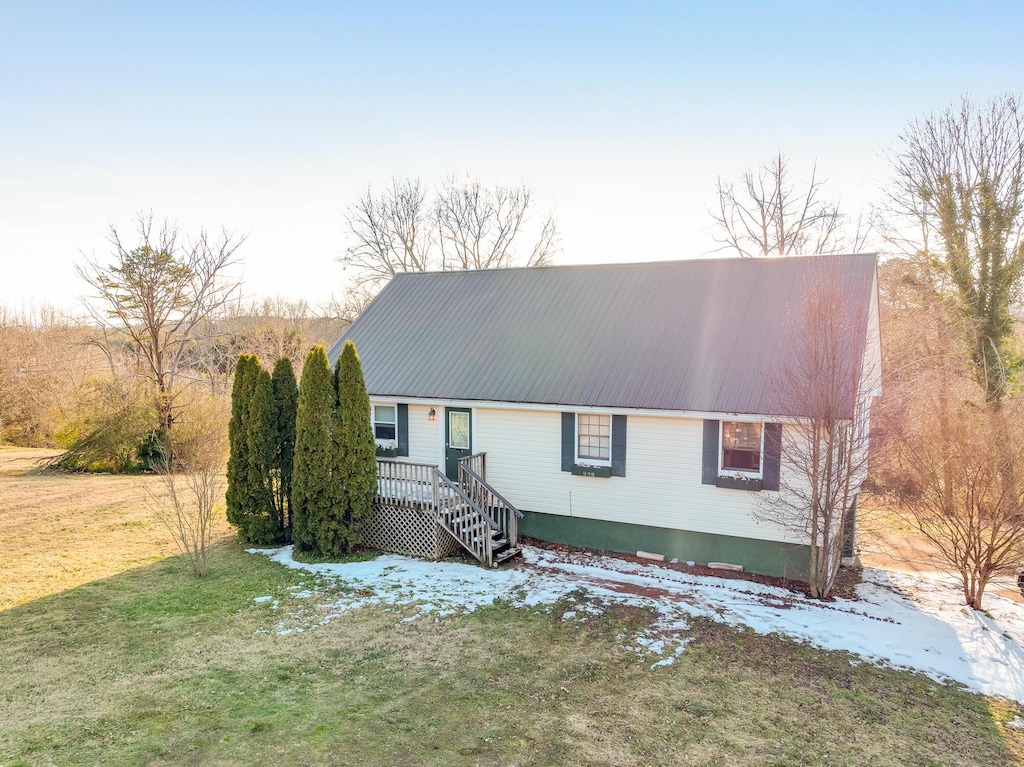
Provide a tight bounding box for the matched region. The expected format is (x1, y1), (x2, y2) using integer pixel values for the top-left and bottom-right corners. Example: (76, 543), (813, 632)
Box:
(719, 420), (764, 479)
(448, 409), (472, 450)
(373, 402), (398, 448)
(574, 412), (613, 467)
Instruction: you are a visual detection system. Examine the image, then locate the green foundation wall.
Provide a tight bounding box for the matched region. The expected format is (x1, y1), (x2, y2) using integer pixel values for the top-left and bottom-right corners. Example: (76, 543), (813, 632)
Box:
(519, 511), (810, 581)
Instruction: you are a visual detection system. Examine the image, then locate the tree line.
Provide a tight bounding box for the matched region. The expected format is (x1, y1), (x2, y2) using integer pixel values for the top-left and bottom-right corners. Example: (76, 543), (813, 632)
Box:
(0, 292), (346, 472)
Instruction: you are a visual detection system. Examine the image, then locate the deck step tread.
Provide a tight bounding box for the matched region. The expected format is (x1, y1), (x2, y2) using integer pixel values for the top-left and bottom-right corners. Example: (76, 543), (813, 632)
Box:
(491, 547), (522, 566)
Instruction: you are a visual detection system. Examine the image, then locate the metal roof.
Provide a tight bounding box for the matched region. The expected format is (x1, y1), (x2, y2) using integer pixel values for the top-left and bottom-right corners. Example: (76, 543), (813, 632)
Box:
(328, 254), (878, 417)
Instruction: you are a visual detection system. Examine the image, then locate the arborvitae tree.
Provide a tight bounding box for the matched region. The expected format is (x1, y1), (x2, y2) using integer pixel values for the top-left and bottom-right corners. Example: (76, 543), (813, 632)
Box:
(333, 340), (377, 552)
(225, 354), (257, 529)
(240, 367), (281, 544)
(291, 346), (343, 555)
(226, 356), (284, 544)
(271, 356), (298, 537)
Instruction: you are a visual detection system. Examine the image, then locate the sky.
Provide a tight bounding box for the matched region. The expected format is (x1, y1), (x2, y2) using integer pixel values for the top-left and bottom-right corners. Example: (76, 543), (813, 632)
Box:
(2, 1), (1023, 313)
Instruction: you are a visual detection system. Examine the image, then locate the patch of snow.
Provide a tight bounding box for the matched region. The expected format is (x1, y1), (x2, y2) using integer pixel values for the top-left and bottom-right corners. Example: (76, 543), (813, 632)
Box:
(249, 545), (1024, 703)
(252, 595), (273, 603)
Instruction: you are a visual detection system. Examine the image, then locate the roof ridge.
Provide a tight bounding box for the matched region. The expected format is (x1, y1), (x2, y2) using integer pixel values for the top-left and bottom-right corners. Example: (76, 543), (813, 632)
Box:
(393, 252), (879, 277)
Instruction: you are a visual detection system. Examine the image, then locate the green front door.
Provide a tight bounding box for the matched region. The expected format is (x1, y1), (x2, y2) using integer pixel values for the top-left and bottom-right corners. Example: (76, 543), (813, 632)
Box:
(445, 407), (472, 480)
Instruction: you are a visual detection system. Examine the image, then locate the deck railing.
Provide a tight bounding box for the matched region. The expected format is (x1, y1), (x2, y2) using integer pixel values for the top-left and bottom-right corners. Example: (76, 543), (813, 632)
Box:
(374, 455), (521, 566)
(376, 459), (440, 510)
(459, 452), (487, 480)
(458, 460), (522, 549)
(435, 471), (498, 564)
(375, 458), (496, 564)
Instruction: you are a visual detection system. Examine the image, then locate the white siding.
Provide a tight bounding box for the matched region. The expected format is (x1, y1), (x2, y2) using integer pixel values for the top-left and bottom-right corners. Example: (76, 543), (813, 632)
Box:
(473, 407), (802, 545)
(368, 399), (810, 544)
(863, 269), (883, 396)
(850, 268), (881, 489)
(369, 401), (441, 466)
(405, 403), (441, 465)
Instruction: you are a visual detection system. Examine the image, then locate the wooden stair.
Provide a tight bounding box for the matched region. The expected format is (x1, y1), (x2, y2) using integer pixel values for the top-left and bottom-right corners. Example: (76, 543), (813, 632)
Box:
(435, 500), (522, 568)
(435, 459), (523, 568)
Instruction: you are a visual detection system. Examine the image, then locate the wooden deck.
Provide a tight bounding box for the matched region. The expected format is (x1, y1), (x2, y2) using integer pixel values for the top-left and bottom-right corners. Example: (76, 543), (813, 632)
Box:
(368, 454), (522, 567)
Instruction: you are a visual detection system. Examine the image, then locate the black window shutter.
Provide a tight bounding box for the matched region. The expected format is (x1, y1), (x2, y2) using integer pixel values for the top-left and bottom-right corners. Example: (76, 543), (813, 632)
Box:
(397, 404), (409, 457)
(702, 419), (720, 484)
(561, 412), (575, 472)
(762, 422), (782, 491)
(611, 414), (627, 477)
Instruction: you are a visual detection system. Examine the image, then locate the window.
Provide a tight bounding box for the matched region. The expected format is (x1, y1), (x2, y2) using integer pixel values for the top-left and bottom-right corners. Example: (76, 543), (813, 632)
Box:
(448, 410), (470, 450)
(576, 413), (611, 465)
(373, 405), (397, 444)
(720, 421), (761, 476)
(562, 412), (626, 477)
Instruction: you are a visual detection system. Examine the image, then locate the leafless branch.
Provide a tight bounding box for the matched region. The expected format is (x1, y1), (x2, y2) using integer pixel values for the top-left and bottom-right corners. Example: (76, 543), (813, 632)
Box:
(880, 94), (1024, 401)
(342, 178), (435, 289)
(756, 262), (873, 598)
(710, 152), (866, 258)
(871, 256), (1024, 608)
(146, 396), (228, 577)
(339, 176), (560, 310)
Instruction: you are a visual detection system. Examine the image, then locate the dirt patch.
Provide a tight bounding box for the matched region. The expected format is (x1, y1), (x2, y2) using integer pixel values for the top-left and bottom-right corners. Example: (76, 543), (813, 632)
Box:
(995, 588), (1024, 605)
(578, 575), (699, 605)
(520, 536), (862, 600)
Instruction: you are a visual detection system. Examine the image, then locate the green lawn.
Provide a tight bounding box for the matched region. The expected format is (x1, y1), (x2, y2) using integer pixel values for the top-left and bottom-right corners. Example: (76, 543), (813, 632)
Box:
(1, 540), (1021, 767)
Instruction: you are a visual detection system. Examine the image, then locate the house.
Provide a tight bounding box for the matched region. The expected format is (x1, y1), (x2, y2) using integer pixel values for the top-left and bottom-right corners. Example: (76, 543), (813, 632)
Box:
(328, 254), (881, 577)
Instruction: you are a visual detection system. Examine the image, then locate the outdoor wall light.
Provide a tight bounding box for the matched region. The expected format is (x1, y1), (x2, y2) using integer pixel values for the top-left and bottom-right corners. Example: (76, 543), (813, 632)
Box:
(428, 408), (437, 421)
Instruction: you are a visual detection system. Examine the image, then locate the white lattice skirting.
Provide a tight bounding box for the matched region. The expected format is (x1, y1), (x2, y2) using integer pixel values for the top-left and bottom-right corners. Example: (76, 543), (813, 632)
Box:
(363, 502), (461, 560)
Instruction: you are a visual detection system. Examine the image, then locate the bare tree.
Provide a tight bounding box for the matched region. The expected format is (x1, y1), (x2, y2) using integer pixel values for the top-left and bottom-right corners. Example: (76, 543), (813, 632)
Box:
(184, 296), (346, 395)
(321, 284), (377, 326)
(341, 176), (559, 299)
(871, 257), (1024, 609)
(883, 94), (1024, 402)
(887, 373), (1024, 608)
(343, 178), (434, 288)
(0, 306), (57, 445)
(77, 214), (244, 432)
(435, 177), (558, 270)
(0, 305), (116, 446)
(711, 152), (868, 258)
(757, 263), (875, 598)
(148, 395), (228, 577)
